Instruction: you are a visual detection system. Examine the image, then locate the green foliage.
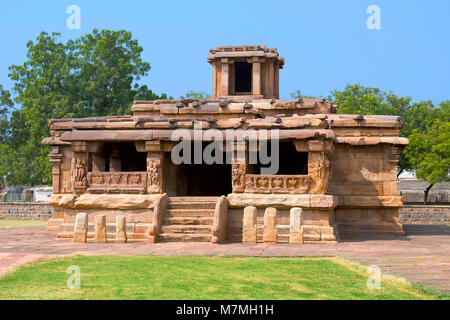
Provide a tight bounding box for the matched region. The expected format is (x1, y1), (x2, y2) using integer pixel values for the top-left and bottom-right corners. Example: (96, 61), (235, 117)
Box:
(180, 90), (210, 100)
(404, 104), (449, 202)
(0, 30), (169, 186)
(329, 84), (412, 117)
(290, 90), (316, 99)
(328, 84), (448, 179)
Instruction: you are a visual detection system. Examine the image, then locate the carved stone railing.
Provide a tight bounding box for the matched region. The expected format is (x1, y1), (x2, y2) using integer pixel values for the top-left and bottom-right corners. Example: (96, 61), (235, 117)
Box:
(87, 172), (147, 194)
(244, 174), (311, 194)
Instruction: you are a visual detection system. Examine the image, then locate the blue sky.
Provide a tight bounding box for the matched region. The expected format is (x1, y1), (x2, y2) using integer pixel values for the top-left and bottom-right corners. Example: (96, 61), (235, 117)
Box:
(0, 0), (449, 103)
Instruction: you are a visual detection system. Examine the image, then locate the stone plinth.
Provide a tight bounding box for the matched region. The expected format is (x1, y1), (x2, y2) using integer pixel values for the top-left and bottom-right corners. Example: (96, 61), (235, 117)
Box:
(116, 215), (127, 243)
(73, 212), (88, 243)
(242, 206), (257, 243)
(94, 214), (107, 243)
(289, 207), (303, 244)
(263, 207), (277, 243)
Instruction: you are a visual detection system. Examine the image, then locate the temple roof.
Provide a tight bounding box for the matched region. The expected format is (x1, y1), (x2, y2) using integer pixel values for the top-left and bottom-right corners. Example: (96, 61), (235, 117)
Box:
(207, 45), (284, 68)
(130, 98), (337, 116)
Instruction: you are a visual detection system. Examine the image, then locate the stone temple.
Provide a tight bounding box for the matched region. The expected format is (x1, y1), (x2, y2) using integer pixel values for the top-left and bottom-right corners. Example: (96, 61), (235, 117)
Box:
(43, 45), (408, 244)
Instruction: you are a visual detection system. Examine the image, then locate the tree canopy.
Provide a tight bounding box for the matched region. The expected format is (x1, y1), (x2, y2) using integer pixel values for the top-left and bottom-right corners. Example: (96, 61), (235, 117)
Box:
(325, 84), (449, 202)
(180, 90), (210, 100)
(0, 29), (169, 186)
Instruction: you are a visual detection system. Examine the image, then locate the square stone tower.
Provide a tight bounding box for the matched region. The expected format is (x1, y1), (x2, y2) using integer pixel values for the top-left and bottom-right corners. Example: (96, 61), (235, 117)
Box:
(207, 45), (284, 99)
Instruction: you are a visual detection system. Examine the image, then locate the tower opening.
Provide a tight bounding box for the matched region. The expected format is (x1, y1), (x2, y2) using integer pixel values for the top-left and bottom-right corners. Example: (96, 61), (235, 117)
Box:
(234, 61), (252, 93)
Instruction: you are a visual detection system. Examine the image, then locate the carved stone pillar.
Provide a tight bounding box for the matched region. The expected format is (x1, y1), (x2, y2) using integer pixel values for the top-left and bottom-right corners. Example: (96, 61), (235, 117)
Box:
(147, 152), (163, 194)
(294, 139), (334, 195)
(49, 146), (62, 194)
(308, 152), (330, 194)
(71, 141), (88, 194)
(71, 158), (87, 194)
(231, 142), (247, 193)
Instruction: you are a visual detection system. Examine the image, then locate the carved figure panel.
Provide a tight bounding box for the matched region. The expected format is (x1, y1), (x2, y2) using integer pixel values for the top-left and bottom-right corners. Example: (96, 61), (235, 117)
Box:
(87, 172), (147, 194)
(308, 158), (330, 194)
(245, 175), (310, 194)
(71, 158), (87, 194)
(147, 157), (162, 193)
(232, 162), (246, 192)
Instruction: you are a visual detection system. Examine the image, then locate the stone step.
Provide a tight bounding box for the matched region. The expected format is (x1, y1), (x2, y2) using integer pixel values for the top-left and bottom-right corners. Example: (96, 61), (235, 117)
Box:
(168, 196), (221, 202)
(160, 225), (211, 234)
(157, 233), (212, 242)
(165, 209), (214, 217)
(167, 201), (216, 210)
(163, 216), (213, 225)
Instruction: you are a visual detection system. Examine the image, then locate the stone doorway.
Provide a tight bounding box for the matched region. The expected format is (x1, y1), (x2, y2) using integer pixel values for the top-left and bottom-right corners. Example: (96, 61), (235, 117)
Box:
(176, 163), (232, 196)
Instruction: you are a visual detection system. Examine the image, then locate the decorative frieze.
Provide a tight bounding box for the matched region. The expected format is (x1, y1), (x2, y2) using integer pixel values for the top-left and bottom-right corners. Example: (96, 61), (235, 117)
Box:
(86, 172), (147, 194)
(245, 174), (311, 194)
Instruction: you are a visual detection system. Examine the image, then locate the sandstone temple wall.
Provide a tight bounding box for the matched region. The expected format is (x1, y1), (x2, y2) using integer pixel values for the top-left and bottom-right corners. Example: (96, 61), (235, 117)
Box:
(329, 144), (403, 235)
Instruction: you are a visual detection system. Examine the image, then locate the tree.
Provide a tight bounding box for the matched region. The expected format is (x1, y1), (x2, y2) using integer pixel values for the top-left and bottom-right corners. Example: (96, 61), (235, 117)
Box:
(0, 29), (169, 186)
(405, 118), (449, 203)
(0, 84), (13, 144)
(290, 90), (316, 99)
(180, 90), (210, 100)
(327, 84), (442, 176)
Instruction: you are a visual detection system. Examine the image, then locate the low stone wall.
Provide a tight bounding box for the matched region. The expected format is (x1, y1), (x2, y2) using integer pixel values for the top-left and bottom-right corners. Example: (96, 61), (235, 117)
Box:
(1, 202), (449, 225)
(0, 203), (52, 220)
(399, 206), (449, 224)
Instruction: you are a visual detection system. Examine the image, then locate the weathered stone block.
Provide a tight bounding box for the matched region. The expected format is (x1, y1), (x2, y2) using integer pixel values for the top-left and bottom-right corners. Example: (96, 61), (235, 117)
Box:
(289, 207), (303, 244)
(242, 206), (257, 243)
(320, 226), (336, 241)
(302, 225), (321, 241)
(73, 212), (88, 243)
(94, 214), (107, 243)
(263, 207), (277, 243)
(116, 215), (127, 243)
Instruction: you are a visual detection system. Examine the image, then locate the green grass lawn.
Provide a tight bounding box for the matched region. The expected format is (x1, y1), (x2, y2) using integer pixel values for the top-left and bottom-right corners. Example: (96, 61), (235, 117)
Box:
(0, 219), (47, 228)
(0, 255), (441, 300)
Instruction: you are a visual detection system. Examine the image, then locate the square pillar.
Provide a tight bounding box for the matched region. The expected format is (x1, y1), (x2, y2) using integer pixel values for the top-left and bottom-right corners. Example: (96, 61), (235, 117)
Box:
(212, 61), (217, 97)
(252, 62), (261, 95)
(109, 148), (121, 172)
(147, 152), (163, 193)
(220, 58), (230, 96)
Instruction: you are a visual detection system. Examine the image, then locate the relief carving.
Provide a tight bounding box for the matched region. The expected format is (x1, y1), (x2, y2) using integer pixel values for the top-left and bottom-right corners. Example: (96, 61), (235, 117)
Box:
(147, 157), (161, 193)
(309, 158), (330, 194)
(245, 174), (310, 194)
(71, 158), (87, 194)
(87, 171), (147, 194)
(232, 162), (246, 193)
